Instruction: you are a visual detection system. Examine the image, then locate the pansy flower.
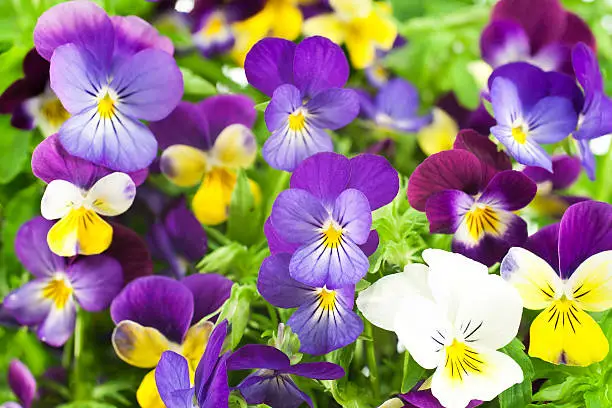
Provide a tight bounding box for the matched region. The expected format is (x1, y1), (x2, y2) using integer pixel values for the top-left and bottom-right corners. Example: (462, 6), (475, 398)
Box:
(245, 36), (359, 171)
(32, 135), (147, 257)
(480, 0), (595, 73)
(357, 78), (432, 133)
(501, 201), (612, 366)
(268, 152), (398, 288)
(33, 0), (183, 172)
(258, 253), (363, 355)
(523, 155), (588, 218)
(408, 130), (536, 266)
(4, 217), (123, 347)
(110, 274), (232, 408)
(0, 49), (69, 136)
(3, 360), (37, 408)
(149, 95), (259, 225)
(155, 321), (231, 408)
(489, 62), (580, 171)
(394, 386), (482, 408)
(227, 344), (345, 408)
(357, 249), (524, 408)
(303, 0), (397, 69)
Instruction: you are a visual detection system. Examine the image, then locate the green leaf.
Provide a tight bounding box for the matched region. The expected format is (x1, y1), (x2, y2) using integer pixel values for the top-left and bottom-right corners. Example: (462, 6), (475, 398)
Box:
(0, 116), (32, 183)
(401, 352), (426, 393)
(180, 67), (216, 97)
(355, 279), (371, 292)
(498, 338), (535, 408)
(197, 242), (248, 273)
(217, 284), (256, 348)
(0, 44), (30, 95)
(255, 101), (270, 111)
(450, 58), (480, 110)
(227, 170), (262, 244)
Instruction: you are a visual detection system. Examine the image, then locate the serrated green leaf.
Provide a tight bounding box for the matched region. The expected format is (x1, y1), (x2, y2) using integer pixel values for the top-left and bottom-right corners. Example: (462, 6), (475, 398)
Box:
(498, 338), (535, 408)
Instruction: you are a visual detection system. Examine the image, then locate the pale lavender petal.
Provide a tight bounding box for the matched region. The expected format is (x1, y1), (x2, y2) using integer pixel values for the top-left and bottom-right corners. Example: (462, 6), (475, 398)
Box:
(490, 126), (553, 171)
(37, 299), (76, 347)
(257, 254), (314, 308)
(245, 38), (296, 97)
(181, 274), (232, 324)
(347, 154), (399, 210)
(284, 362), (345, 380)
(478, 171), (537, 211)
(198, 94), (256, 142)
(155, 351), (193, 408)
(68, 255), (123, 312)
(488, 62), (548, 111)
(425, 190), (473, 234)
(262, 124), (333, 172)
(480, 20), (530, 68)
(304, 88), (359, 130)
(332, 189), (372, 244)
(577, 138), (596, 180)
(270, 189), (327, 244)
(15, 217), (65, 278)
(264, 84), (302, 132)
(3, 280), (53, 326)
(8, 360), (37, 408)
(290, 152), (350, 208)
(227, 344), (290, 371)
(293, 36), (349, 97)
(526, 96), (578, 144)
(490, 77), (523, 128)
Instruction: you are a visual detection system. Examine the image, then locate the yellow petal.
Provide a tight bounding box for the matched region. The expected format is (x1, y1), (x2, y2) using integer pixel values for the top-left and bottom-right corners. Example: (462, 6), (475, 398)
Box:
(192, 168), (237, 225)
(47, 208), (112, 257)
(302, 14), (346, 45)
(231, 7), (274, 66)
(417, 108), (458, 156)
(360, 6), (397, 50)
(136, 369), (165, 408)
(567, 251), (612, 312)
(330, 0), (372, 19)
(112, 320), (173, 368)
(528, 194), (569, 218)
(181, 320), (214, 369)
(269, 3), (303, 40)
(160, 145), (208, 188)
(211, 124), (257, 169)
(529, 299), (609, 366)
(345, 31), (376, 69)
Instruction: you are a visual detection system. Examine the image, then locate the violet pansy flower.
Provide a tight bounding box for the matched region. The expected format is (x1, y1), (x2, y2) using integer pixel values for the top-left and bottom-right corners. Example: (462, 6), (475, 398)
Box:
(268, 152), (398, 288)
(33, 0), (183, 172)
(395, 384), (482, 408)
(110, 275), (232, 408)
(245, 36), (359, 171)
(155, 321), (231, 408)
(488, 62), (579, 171)
(3, 360), (37, 408)
(3, 217), (123, 347)
(258, 253), (363, 355)
(227, 344), (345, 408)
(408, 130), (536, 266)
(32, 135), (147, 257)
(358, 78), (432, 133)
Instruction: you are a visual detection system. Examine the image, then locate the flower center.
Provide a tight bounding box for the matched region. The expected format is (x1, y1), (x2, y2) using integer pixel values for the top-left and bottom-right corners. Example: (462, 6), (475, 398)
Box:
(444, 338), (485, 381)
(288, 109), (307, 131)
(511, 125), (528, 144)
(98, 92), (116, 119)
(322, 222), (343, 248)
(41, 98), (70, 127)
(42, 274), (73, 309)
(317, 287), (337, 311)
(464, 203), (502, 240)
(204, 14), (225, 37)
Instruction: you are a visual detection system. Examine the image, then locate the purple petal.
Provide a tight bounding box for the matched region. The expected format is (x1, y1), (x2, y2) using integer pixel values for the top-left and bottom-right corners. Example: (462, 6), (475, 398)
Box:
(288, 287), (363, 355)
(526, 96), (578, 144)
(150, 101), (211, 151)
(561, 13), (596, 51)
(425, 190), (473, 234)
(194, 320), (228, 402)
(532, 43), (568, 72)
(375, 78), (420, 120)
(359, 230), (379, 257)
(400, 386), (482, 408)
(332, 189), (372, 244)
(111, 49), (183, 121)
(407, 150), (484, 211)
(15, 217), (65, 278)
(558, 201), (612, 279)
(37, 299), (76, 347)
(111, 16), (174, 62)
(155, 351), (193, 408)
(198, 94), (256, 142)
(265, 84), (302, 132)
(524, 223), (560, 272)
(491, 125), (554, 171)
(110, 276), (194, 343)
(490, 76), (523, 128)
(478, 171), (537, 211)
(304, 88), (360, 130)
(235, 372), (313, 408)
(270, 189), (327, 244)
(68, 255), (123, 312)
(293, 36), (349, 97)
(227, 344), (290, 371)
(198, 353), (230, 408)
(3, 280), (53, 326)
(105, 222), (153, 284)
(356, 89), (376, 120)
(546, 71), (584, 114)
(31, 134), (148, 189)
(480, 20), (530, 68)
(34, 0), (114, 68)
(264, 218), (300, 255)
(164, 199), (208, 262)
(290, 152), (350, 208)
(577, 138), (596, 180)
(347, 154), (399, 210)
(8, 360), (37, 408)
(181, 274), (232, 324)
(0, 50), (48, 118)
(488, 63), (548, 110)
(574, 96), (612, 141)
(245, 38), (296, 97)
(285, 362), (345, 380)
(524, 155), (581, 189)
(257, 254), (314, 309)
(453, 129), (512, 186)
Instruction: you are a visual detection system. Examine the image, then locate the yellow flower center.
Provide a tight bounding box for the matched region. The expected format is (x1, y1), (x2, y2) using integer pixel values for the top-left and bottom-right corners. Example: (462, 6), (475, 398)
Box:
(98, 92), (116, 119)
(444, 339), (485, 381)
(42, 275), (73, 309)
(464, 204), (502, 240)
(511, 126), (528, 144)
(41, 98), (70, 127)
(322, 223), (343, 248)
(317, 287), (337, 311)
(204, 15), (225, 36)
(288, 110), (306, 131)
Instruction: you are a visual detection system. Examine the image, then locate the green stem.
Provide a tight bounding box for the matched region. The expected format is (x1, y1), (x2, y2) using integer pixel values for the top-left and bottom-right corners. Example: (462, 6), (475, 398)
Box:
(72, 308), (86, 400)
(203, 225), (233, 247)
(400, 6), (489, 36)
(62, 334), (74, 369)
(364, 320), (380, 397)
(596, 143), (612, 201)
(266, 303), (279, 329)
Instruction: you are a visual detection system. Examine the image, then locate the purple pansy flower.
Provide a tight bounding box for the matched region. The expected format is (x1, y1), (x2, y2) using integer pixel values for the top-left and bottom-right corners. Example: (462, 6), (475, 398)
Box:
(155, 320), (231, 408)
(488, 62), (580, 171)
(3, 360), (37, 408)
(3, 217), (123, 347)
(268, 152), (398, 288)
(408, 130), (537, 266)
(258, 253), (363, 355)
(33, 0), (183, 172)
(397, 384), (482, 408)
(481, 0), (595, 74)
(227, 344), (345, 408)
(523, 155), (589, 218)
(358, 78), (432, 133)
(110, 275), (232, 407)
(245, 36), (360, 171)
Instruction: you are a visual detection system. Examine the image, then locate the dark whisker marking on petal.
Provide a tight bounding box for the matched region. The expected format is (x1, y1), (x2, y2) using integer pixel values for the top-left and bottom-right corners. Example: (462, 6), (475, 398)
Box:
(431, 336), (444, 347)
(462, 320), (471, 335)
(464, 321), (483, 340)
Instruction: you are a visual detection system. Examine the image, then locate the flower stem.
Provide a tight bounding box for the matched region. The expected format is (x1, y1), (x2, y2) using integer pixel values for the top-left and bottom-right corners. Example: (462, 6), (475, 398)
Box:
(364, 320), (380, 397)
(72, 307), (86, 400)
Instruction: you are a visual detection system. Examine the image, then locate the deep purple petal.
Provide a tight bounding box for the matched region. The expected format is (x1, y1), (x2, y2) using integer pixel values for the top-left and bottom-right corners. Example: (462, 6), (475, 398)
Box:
(164, 199), (208, 262)
(399, 386), (482, 408)
(546, 71), (584, 113)
(348, 154), (400, 210)
(332, 189), (372, 244)
(181, 274), (232, 324)
(69, 255), (123, 312)
(149, 101), (211, 151)
(264, 218), (300, 255)
(425, 190), (473, 234)
(15, 217), (65, 278)
(105, 222), (154, 284)
(111, 16), (174, 62)
(453, 129), (512, 186)
(155, 351), (192, 408)
(227, 344), (290, 371)
(293, 36), (349, 97)
(257, 253), (314, 309)
(36, 299), (76, 347)
(198, 94), (256, 142)
(524, 223), (560, 272)
(574, 96), (612, 141)
(270, 189), (327, 244)
(3, 280), (53, 326)
(488, 63), (548, 110)
(407, 150), (484, 211)
(34, 0), (114, 68)
(194, 320), (228, 402)
(290, 152), (350, 207)
(304, 88), (360, 130)
(110, 276), (194, 343)
(235, 372), (313, 408)
(480, 20), (530, 67)
(562, 13), (596, 51)
(478, 170), (537, 211)
(359, 230), (379, 257)
(245, 38), (296, 97)
(199, 353), (230, 408)
(558, 201), (612, 278)
(0, 50), (48, 116)
(549, 155), (582, 190)
(285, 362), (345, 380)
(8, 360), (37, 408)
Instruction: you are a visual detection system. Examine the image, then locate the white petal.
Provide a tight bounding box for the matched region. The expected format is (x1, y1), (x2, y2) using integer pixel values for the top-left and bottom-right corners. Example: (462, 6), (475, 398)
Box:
(41, 180), (83, 220)
(357, 264), (430, 331)
(567, 250), (612, 312)
(85, 172), (136, 216)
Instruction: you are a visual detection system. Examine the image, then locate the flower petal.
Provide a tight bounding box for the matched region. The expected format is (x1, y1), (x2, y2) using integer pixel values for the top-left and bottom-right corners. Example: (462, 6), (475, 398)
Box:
(425, 190), (473, 234)
(257, 254), (314, 309)
(480, 20), (530, 68)
(137, 370), (165, 408)
(15, 217), (66, 278)
(162, 199), (208, 263)
(160, 145), (208, 188)
(264, 83), (302, 132)
(194, 321), (228, 402)
(290, 152), (350, 208)
(490, 77), (523, 128)
(181, 320), (214, 364)
(526, 97), (578, 144)
(234, 372), (313, 408)
(304, 88), (360, 130)
(264, 218), (300, 255)
(333, 189), (372, 244)
(86, 172), (136, 216)
(227, 344), (290, 371)
(453, 129), (512, 185)
(106, 222), (154, 283)
(69, 255), (123, 312)
(270, 189), (327, 244)
(149, 102), (211, 151)
(112, 320), (172, 368)
(478, 171), (537, 211)
(40, 179), (83, 220)
(490, 125), (553, 172)
(567, 251), (612, 312)
(37, 298), (76, 347)
(191, 168), (250, 225)
(8, 360), (37, 408)
(488, 63), (548, 111)
(155, 351), (193, 408)
(3, 280), (53, 326)
(209, 124), (257, 169)
(285, 362), (345, 380)
(197, 353), (230, 408)
(111, 15), (174, 60)
(347, 154), (399, 210)
(524, 223), (561, 272)
(198, 94), (257, 143)
(244, 38), (296, 97)
(181, 274), (233, 324)
(47, 208), (113, 257)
